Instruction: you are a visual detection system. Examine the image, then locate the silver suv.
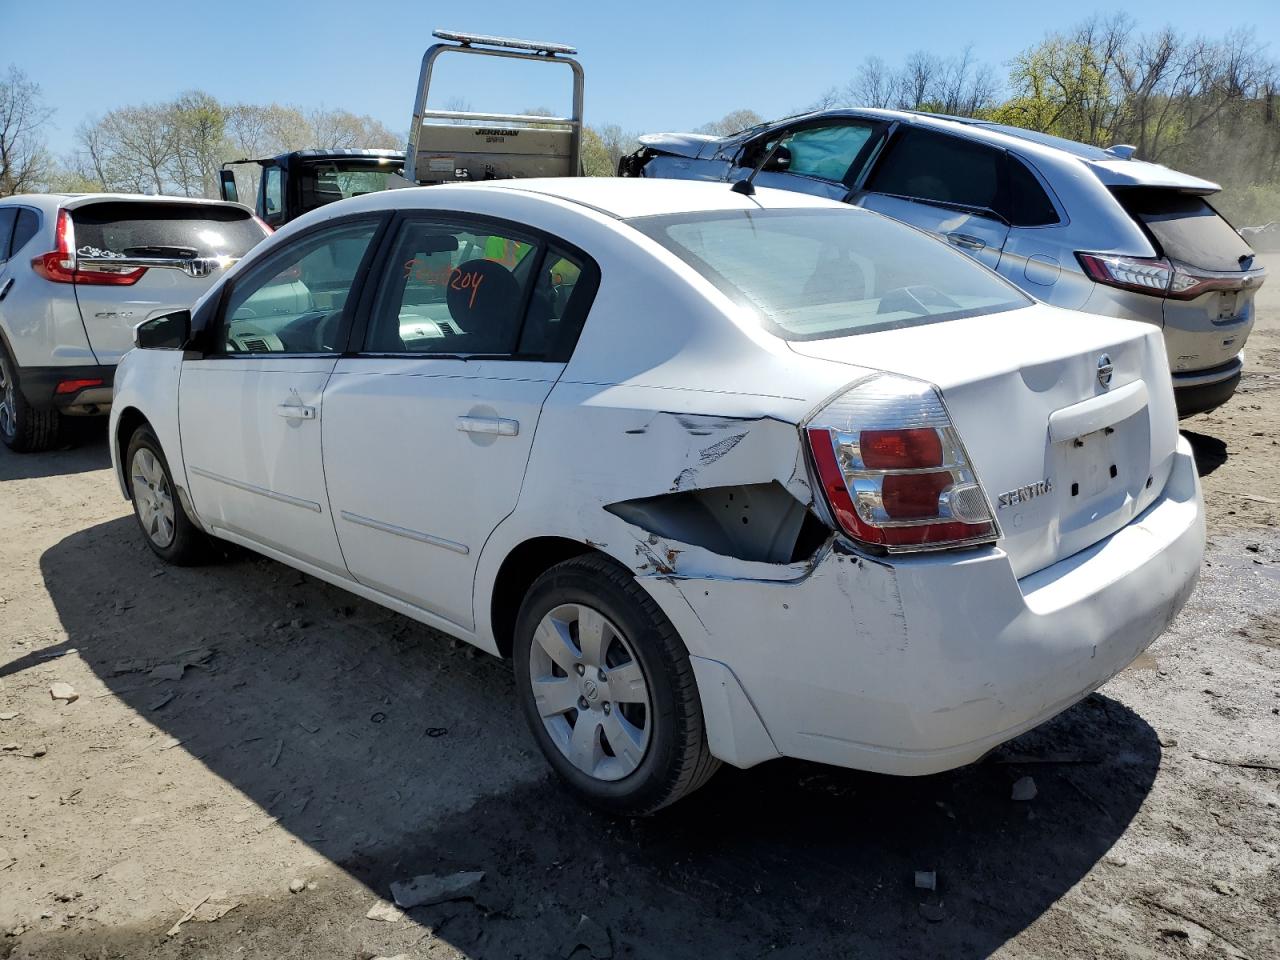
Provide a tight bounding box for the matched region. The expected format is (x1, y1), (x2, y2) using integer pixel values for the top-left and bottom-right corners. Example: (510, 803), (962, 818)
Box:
(0, 194), (268, 451)
(621, 109), (1265, 417)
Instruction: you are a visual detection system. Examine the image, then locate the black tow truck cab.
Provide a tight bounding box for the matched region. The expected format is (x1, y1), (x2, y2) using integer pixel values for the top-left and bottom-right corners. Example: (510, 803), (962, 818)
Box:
(218, 149), (405, 229)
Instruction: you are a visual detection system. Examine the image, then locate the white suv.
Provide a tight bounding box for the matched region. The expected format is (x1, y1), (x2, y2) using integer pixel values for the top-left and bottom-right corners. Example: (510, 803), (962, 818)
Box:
(0, 194), (268, 451)
(109, 179), (1203, 814)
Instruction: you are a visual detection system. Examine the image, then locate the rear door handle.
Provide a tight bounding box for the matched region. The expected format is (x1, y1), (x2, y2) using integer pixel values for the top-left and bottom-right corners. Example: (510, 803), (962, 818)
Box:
(0, 278), (13, 302)
(946, 233), (986, 251)
(275, 403), (316, 420)
(456, 415), (519, 437)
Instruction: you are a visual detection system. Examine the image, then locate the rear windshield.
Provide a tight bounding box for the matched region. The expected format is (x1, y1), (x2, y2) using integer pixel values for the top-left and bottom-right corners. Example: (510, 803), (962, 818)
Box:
(630, 208), (1029, 340)
(1114, 189), (1254, 271)
(71, 202), (263, 260)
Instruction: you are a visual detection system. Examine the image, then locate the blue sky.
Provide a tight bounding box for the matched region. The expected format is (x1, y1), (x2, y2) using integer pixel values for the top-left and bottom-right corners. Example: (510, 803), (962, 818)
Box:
(7, 0), (1279, 158)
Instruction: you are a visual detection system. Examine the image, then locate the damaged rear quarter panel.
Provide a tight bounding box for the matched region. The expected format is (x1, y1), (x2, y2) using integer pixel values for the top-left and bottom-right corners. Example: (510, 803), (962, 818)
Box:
(472, 379), (829, 652)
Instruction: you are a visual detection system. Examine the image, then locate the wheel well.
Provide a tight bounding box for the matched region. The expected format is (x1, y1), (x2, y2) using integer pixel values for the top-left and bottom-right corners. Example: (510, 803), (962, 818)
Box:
(490, 537), (598, 658)
(114, 407), (150, 494)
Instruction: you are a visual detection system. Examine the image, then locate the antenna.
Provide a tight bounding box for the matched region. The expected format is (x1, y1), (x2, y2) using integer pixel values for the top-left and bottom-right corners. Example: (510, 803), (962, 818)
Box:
(731, 139), (784, 196)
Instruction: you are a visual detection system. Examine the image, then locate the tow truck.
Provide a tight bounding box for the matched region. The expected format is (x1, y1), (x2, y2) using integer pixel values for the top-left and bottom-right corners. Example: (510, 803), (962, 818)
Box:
(218, 30), (585, 226)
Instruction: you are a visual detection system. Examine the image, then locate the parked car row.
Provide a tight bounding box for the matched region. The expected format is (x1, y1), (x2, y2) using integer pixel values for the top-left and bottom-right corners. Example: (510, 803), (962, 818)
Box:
(621, 108), (1265, 417)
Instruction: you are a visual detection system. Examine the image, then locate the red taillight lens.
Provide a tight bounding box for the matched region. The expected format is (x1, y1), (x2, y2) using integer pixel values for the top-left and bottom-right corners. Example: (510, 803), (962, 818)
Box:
(805, 375), (998, 552)
(31, 208), (145, 286)
(860, 428), (943, 469)
(54, 378), (104, 395)
(882, 472), (953, 519)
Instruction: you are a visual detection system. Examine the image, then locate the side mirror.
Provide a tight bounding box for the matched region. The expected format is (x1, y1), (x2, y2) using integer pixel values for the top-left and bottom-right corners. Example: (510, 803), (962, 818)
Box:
(218, 169), (238, 203)
(134, 310), (191, 350)
(763, 145), (792, 172)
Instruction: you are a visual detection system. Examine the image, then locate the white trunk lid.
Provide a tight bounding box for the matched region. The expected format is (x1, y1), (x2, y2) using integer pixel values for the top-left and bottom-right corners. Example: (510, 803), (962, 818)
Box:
(789, 304), (1180, 578)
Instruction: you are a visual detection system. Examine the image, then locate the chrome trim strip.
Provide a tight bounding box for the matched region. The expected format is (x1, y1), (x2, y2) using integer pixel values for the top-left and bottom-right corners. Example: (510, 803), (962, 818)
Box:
(339, 510), (470, 555)
(188, 465), (323, 513)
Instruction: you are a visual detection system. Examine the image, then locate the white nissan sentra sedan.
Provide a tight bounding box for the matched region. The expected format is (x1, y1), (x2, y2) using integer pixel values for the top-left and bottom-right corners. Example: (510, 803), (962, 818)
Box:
(108, 178), (1204, 814)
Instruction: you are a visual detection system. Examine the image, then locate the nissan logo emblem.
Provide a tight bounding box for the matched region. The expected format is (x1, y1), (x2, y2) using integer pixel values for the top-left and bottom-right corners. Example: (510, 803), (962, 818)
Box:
(1097, 354), (1114, 389)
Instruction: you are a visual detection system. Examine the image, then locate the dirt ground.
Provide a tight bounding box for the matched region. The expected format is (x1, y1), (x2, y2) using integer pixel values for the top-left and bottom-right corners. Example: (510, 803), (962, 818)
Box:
(1, 258), (1278, 960)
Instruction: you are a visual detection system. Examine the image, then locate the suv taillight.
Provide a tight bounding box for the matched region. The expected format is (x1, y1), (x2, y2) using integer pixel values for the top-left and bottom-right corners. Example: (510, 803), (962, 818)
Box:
(805, 374), (998, 552)
(1077, 251), (1246, 301)
(31, 209), (146, 286)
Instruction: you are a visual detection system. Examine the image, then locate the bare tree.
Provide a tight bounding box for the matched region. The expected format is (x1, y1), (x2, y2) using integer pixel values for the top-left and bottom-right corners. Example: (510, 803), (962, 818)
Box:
(0, 65), (54, 195)
(847, 57), (895, 108)
(696, 109), (765, 137)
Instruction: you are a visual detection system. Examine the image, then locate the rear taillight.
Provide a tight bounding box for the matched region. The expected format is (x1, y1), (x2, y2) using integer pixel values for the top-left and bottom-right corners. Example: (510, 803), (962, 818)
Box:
(805, 374), (998, 552)
(1077, 252), (1173, 296)
(253, 215), (274, 235)
(1077, 251), (1254, 301)
(31, 209), (145, 286)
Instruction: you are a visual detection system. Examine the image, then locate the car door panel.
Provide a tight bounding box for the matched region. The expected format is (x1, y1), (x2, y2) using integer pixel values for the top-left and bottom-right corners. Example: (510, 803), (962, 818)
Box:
(177, 216), (382, 575)
(322, 358), (561, 628)
(180, 358), (344, 571)
(318, 215), (595, 630)
(855, 125), (1011, 270)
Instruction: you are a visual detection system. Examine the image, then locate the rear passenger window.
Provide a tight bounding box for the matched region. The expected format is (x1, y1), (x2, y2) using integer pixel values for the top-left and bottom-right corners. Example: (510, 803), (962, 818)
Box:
(1006, 157), (1059, 227)
(518, 248), (592, 358)
(365, 220), (539, 356)
(0, 209), (15, 262)
(866, 128), (1004, 215)
(11, 209), (39, 254)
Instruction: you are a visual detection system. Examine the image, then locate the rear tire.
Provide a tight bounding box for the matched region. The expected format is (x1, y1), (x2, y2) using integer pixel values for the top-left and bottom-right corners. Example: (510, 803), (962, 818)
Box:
(125, 425), (212, 565)
(0, 345), (60, 453)
(514, 554), (720, 815)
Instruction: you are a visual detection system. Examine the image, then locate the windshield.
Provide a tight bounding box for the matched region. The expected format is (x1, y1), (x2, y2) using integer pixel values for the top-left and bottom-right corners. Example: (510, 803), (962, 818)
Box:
(296, 162), (397, 214)
(630, 208), (1029, 340)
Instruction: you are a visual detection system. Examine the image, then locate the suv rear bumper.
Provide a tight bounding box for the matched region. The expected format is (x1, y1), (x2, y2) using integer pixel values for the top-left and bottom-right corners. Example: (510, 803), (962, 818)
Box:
(19, 365), (116, 415)
(646, 437), (1204, 775)
(1172, 354), (1243, 417)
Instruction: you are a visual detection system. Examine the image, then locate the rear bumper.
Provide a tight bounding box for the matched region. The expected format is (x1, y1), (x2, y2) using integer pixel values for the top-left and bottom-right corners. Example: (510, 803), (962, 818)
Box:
(1172, 354), (1243, 417)
(648, 437), (1204, 775)
(18, 364), (116, 414)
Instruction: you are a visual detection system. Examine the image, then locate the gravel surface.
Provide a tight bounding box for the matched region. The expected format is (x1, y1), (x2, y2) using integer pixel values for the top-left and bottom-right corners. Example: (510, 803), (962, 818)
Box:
(1, 256), (1277, 959)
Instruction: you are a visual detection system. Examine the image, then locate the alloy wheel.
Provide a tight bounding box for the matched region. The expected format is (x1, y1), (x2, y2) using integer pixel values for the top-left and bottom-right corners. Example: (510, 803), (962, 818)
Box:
(131, 448), (176, 548)
(528, 602), (652, 781)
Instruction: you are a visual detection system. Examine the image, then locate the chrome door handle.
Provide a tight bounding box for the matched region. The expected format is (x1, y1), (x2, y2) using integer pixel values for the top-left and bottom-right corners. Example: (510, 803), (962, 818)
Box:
(946, 233), (986, 251)
(456, 415), (519, 437)
(275, 403), (316, 420)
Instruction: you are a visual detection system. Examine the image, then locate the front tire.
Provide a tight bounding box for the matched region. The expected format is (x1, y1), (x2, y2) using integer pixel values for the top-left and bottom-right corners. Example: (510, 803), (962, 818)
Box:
(514, 554), (720, 815)
(0, 345), (60, 453)
(125, 425), (211, 565)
